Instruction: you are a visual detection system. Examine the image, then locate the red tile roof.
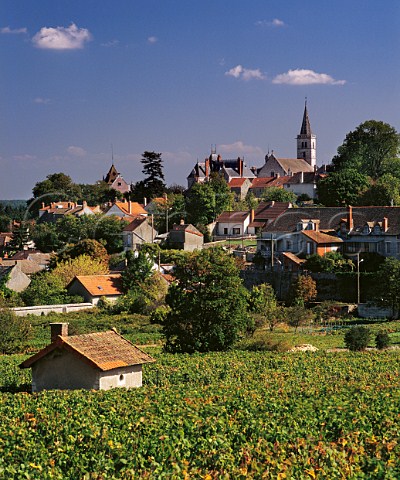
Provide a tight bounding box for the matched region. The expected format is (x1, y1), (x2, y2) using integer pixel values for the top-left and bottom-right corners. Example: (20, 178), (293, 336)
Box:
(301, 230), (343, 244)
(216, 211), (250, 223)
(20, 330), (155, 371)
(229, 178), (248, 187)
(69, 274), (123, 297)
(250, 176), (291, 189)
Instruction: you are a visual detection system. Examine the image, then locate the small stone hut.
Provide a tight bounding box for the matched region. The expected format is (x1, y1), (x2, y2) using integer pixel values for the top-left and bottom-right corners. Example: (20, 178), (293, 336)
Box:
(20, 323), (155, 392)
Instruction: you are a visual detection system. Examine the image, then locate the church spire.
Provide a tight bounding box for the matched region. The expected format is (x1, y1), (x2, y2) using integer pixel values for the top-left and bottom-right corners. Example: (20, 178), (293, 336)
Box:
(300, 99), (312, 136)
(297, 99), (316, 167)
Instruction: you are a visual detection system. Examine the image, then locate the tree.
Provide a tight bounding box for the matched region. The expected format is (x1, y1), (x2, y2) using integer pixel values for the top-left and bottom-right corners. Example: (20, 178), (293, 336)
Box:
(376, 257), (400, 318)
(21, 272), (82, 306)
(8, 221), (31, 253)
(133, 151), (166, 200)
(31, 222), (62, 253)
(186, 182), (216, 226)
(375, 331), (390, 350)
(53, 239), (109, 267)
(332, 120), (400, 179)
(359, 174), (400, 206)
(79, 181), (122, 205)
(249, 283), (282, 331)
(316, 169), (370, 206)
(121, 251), (154, 292)
(50, 255), (109, 288)
(262, 187), (297, 203)
(290, 275), (317, 306)
(209, 173), (233, 216)
(29, 173), (81, 216)
(163, 248), (252, 353)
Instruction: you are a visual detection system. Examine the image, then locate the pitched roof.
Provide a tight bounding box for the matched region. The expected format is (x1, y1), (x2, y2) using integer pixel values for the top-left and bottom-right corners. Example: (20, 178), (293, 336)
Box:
(250, 176), (291, 189)
(112, 201), (147, 216)
(216, 211), (250, 223)
(69, 274), (123, 297)
(275, 158), (314, 173)
(282, 252), (306, 264)
(172, 223), (203, 237)
(301, 230), (343, 244)
(300, 103), (312, 136)
(104, 164), (119, 184)
(123, 216), (148, 232)
(228, 178), (249, 187)
(254, 201), (292, 222)
(20, 330), (155, 371)
(285, 172), (320, 185)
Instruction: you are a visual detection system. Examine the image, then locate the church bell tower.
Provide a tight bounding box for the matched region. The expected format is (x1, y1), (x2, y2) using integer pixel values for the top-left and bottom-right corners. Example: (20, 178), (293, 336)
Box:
(297, 100), (316, 168)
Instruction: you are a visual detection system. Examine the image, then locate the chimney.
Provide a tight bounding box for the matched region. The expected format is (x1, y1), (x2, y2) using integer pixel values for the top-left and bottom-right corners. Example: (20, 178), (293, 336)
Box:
(250, 208), (255, 223)
(144, 197), (147, 206)
(180, 219), (185, 225)
(205, 158), (210, 177)
(383, 217), (388, 232)
(128, 200), (132, 214)
(50, 323), (68, 342)
(300, 171), (304, 184)
(347, 205), (354, 231)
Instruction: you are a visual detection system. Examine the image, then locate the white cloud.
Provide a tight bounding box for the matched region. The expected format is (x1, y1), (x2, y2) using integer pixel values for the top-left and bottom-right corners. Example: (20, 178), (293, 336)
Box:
(33, 97), (51, 105)
(255, 18), (286, 28)
(13, 154), (37, 161)
(147, 36), (158, 44)
(67, 146), (86, 157)
(101, 39), (119, 47)
(225, 65), (265, 81)
(272, 69), (346, 85)
(218, 141), (264, 157)
(1, 26), (27, 34)
(32, 23), (92, 50)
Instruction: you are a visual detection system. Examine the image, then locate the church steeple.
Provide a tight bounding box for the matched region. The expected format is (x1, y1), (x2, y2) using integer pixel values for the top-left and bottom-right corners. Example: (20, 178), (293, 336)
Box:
(297, 99), (316, 167)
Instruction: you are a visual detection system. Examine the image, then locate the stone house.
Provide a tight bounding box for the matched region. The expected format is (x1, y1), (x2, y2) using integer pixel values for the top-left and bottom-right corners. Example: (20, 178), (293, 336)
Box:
(248, 176), (291, 198)
(67, 274), (124, 305)
(168, 222), (204, 251)
(103, 163), (131, 194)
(283, 171), (324, 200)
(228, 178), (252, 200)
(20, 323), (155, 392)
(0, 263), (31, 292)
(215, 211), (251, 237)
(104, 200), (147, 220)
(122, 216), (157, 251)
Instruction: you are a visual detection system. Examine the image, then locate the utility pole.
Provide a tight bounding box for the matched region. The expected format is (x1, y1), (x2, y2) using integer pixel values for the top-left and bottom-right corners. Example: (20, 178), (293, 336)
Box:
(271, 234), (274, 269)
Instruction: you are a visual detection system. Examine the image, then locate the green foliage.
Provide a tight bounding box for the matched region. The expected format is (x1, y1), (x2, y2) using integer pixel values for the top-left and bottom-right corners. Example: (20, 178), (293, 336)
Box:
(21, 272), (83, 306)
(51, 239), (109, 267)
(290, 275), (317, 305)
(249, 283), (282, 331)
(375, 331), (390, 350)
(316, 169), (370, 206)
(284, 303), (315, 332)
(121, 251), (154, 293)
(31, 222), (62, 253)
(305, 252), (355, 273)
(262, 186), (297, 203)
(163, 248), (252, 352)
(1, 351), (399, 477)
(376, 257), (400, 318)
(0, 301), (31, 354)
(132, 151), (166, 200)
(50, 255), (109, 287)
(359, 173), (400, 206)
(332, 120), (400, 179)
(344, 326), (371, 351)
(79, 181), (122, 205)
(186, 182), (216, 225)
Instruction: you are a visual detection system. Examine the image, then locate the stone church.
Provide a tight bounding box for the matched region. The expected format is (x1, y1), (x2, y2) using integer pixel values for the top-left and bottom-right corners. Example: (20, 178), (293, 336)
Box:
(258, 102), (317, 178)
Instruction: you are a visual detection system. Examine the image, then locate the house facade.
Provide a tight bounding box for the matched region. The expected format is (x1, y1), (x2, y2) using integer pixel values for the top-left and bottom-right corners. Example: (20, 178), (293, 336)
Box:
(168, 222), (204, 251)
(103, 163), (131, 194)
(123, 216), (157, 251)
(215, 211), (251, 237)
(38, 201), (101, 223)
(20, 323), (155, 392)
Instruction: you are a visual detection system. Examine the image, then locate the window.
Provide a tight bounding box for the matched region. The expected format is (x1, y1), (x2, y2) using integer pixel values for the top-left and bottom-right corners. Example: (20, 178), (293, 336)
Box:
(270, 171), (275, 177)
(233, 227), (241, 235)
(223, 228), (228, 235)
(118, 374), (125, 386)
(386, 243), (391, 254)
(286, 240), (292, 250)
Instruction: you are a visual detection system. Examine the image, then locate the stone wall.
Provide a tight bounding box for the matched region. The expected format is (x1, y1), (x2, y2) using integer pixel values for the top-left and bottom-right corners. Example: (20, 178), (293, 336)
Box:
(12, 303), (94, 317)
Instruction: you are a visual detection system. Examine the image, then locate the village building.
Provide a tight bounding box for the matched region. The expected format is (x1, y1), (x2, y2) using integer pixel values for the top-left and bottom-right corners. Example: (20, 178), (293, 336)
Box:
(104, 200), (147, 220)
(248, 201), (292, 235)
(67, 274), (124, 305)
(122, 216), (157, 251)
(283, 171), (326, 200)
(228, 178), (252, 200)
(38, 201), (101, 223)
(20, 323), (155, 392)
(0, 263), (31, 292)
(248, 176), (291, 198)
(215, 211), (251, 237)
(168, 221), (204, 251)
(103, 163), (131, 195)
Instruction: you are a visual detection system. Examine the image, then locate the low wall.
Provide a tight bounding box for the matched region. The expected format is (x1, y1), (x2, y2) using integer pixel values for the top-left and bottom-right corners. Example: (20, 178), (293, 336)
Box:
(11, 303), (94, 317)
(357, 303), (393, 319)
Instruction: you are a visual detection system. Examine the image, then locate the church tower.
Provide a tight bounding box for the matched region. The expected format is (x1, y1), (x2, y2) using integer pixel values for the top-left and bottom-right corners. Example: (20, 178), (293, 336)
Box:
(297, 101), (316, 168)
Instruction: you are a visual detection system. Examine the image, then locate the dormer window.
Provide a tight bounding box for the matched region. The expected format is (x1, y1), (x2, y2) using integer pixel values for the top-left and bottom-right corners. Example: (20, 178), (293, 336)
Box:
(306, 221), (315, 230)
(373, 225), (381, 234)
(363, 225), (370, 235)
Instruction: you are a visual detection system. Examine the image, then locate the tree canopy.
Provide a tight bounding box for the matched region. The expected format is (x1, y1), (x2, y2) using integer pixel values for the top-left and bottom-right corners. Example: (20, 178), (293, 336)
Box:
(262, 187), (297, 204)
(132, 151), (166, 201)
(163, 248), (252, 352)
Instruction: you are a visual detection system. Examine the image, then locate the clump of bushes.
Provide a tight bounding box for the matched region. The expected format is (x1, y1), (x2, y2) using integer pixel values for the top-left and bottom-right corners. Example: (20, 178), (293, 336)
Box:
(344, 326), (371, 351)
(375, 331), (390, 350)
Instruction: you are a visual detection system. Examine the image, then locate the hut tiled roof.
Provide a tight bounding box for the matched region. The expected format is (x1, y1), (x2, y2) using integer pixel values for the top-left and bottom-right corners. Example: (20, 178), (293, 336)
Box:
(20, 330), (155, 371)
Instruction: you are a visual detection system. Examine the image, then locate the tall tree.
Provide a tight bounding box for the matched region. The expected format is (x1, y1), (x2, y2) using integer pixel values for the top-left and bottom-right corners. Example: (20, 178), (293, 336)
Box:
(186, 182), (216, 226)
(262, 187), (297, 203)
(332, 120), (400, 179)
(133, 151), (166, 201)
(249, 283), (282, 331)
(163, 248), (252, 352)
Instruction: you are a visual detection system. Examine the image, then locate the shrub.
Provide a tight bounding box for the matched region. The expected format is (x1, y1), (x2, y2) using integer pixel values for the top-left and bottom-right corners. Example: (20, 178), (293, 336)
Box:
(0, 305), (31, 354)
(375, 331), (390, 350)
(344, 326), (371, 351)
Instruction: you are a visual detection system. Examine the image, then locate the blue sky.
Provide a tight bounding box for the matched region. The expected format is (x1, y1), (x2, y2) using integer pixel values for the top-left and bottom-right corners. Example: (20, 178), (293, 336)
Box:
(1, 0), (399, 199)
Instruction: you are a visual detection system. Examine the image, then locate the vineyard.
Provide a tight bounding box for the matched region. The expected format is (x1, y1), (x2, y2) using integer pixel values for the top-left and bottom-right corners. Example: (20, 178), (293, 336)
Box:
(0, 350), (399, 478)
